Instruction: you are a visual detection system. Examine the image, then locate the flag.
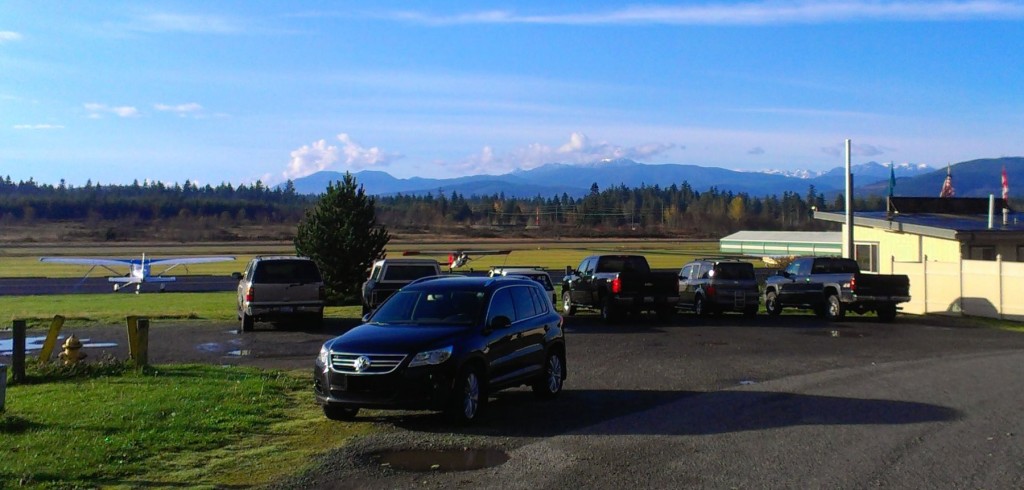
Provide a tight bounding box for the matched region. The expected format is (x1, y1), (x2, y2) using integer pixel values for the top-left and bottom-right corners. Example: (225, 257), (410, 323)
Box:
(887, 162), (896, 198)
(1002, 165), (1009, 204)
(939, 164), (954, 198)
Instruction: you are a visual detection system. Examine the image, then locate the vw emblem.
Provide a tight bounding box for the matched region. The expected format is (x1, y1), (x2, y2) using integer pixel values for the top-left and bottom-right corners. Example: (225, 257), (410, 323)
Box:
(353, 356), (371, 373)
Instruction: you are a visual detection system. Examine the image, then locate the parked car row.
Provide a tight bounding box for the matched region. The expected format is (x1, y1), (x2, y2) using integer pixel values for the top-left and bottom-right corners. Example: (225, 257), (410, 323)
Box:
(230, 253), (910, 424)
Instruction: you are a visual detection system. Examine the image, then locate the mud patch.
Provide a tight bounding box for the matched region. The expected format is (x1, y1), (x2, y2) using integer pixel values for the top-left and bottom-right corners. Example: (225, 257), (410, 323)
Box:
(374, 448), (510, 472)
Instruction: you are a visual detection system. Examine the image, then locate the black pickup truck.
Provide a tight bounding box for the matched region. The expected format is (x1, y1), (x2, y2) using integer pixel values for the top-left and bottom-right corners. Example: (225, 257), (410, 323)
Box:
(763, 257), (911, 321)
(561, 255), (680, 322)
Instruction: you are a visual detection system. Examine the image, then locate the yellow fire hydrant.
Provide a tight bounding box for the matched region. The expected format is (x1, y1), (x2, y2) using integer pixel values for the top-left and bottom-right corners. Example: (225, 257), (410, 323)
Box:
(58, 334), (87, 365)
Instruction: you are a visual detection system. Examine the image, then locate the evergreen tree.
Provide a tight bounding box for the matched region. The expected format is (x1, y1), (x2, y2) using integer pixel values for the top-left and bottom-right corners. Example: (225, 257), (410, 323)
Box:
(294, 173), (390, 302)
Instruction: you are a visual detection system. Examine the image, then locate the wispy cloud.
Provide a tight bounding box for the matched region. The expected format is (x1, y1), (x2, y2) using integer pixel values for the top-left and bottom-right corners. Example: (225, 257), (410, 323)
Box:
(391, 1), (1024, 26)
(154, 102), (204, 117)
(821, 141), (894, 157)
(13, 124), (64, 130)
(748, 146), (766, 155)
(0, 31), (22, 43)
(283, 133), (402, 180)
(84, 103), (139, 118)
(452, 132), (675, 175)
(129, 12), (244, 34)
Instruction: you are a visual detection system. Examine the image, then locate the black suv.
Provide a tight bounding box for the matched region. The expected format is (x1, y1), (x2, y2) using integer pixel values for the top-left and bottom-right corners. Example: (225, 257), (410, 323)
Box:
(314, 275), (566, 423)
(677, 259), (759, 317)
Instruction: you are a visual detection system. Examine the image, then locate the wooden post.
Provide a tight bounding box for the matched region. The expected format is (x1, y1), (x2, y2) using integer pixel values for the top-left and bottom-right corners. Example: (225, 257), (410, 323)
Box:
(12, 320), (26, 383)
(0, 364), (7, 412)
(136, 318), (149, 368)
(126, 315), (139, 363)
(38, 315), (66, 365)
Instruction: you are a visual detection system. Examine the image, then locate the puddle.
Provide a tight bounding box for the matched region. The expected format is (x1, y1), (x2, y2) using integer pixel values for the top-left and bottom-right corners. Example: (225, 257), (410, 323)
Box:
(374, 448), (510, 472)
(739, 380), (757, 385)
(196, 342), (224, 353)
(226, 350), (252, 357)
(1, 336), (118, 356)
(802, 330), (870, 338)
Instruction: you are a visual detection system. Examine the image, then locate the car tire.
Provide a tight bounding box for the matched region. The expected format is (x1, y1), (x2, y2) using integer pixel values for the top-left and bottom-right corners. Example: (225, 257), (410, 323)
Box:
(532, 350), (565, 399)
(765, 291), (782, 316)
(694, 295), (708, 317)
(876, 304), (898, 322)
(447, 366), (484, 424)
(322, 405), (359, 421)
(825, 294), (846, 321)
(241, 312), (254, 332)
(562, 292), (576, 316)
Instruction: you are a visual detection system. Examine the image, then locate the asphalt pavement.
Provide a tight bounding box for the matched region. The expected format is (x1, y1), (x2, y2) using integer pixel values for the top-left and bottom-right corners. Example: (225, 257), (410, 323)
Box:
(2, 312), (1022, 488)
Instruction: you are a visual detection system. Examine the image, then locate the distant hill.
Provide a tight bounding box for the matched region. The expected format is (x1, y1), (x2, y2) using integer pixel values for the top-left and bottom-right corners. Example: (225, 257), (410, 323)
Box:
(288, 157), (1019, 200)
(858, 157), (1023, 199)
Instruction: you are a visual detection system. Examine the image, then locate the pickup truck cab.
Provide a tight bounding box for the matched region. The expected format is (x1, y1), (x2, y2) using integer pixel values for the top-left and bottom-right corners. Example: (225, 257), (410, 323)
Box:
(361, 258), (442, 315)
(763, 257), (911, 321)
(561, 255), (680, 322)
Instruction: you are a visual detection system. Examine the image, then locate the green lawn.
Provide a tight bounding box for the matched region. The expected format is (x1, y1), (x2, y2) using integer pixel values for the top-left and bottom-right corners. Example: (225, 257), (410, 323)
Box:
(1, 365), (371, 488)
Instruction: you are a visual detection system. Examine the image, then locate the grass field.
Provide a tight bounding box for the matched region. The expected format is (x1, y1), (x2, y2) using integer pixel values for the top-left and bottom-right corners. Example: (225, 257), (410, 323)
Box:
(0, 238), (743, 278)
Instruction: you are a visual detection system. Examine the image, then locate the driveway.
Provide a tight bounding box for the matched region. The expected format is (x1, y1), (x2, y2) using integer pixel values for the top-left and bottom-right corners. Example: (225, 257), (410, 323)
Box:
(4, 313), (1023, 488)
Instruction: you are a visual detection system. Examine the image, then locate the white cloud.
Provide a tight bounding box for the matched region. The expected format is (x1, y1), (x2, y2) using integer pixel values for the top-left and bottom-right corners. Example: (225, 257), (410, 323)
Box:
(131, 13), (243, 34)
(154, 102), (204, 117)
(0, 31), (22, 43)
(283, 133), (402, 180)
(84, 103), (139, 118)
(453, 132), (675, 175)
(13, 124), (64, 130)
(821, 141), (893, 157)
(393, 1), (1024, 26)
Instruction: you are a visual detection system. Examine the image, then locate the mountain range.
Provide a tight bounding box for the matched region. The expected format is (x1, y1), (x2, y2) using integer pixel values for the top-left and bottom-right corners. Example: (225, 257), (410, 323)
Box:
(290, 157), (1022, 201)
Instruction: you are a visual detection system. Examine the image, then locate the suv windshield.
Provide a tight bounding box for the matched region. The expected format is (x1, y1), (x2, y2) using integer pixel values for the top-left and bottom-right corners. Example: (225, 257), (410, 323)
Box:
(372, 289), (486, 326)
(254, 260), (322, 283)
(713, 263), (755, 280)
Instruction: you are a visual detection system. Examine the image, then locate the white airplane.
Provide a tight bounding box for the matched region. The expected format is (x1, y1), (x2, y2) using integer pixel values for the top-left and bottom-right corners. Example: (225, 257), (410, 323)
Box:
(402, 249), (511, 271)
(39, 254), (235, 293)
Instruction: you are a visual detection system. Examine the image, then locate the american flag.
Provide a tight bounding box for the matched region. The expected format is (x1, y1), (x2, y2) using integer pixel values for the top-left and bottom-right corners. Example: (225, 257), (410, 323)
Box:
(939, 165), (954, 198)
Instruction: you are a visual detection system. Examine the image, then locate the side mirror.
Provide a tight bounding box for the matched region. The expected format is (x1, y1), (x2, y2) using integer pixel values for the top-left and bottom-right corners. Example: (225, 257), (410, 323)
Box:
(777, 270), (790, 278)
(489, 315), (512, 330)
(565, 266), (574, 276)
(361, 313), (372, 323)
(231, 272), (242, 280)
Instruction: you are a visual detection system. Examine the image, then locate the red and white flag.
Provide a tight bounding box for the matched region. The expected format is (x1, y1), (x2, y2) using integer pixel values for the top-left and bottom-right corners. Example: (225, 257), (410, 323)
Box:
(1002, 166), (1009, 203)
(939, 165), (955, 198)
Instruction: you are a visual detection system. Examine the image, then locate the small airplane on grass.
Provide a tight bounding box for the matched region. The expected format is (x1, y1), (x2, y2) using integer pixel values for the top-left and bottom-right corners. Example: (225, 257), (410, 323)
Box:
(402, 249), (512, 271)
(39, 254), (235, 293)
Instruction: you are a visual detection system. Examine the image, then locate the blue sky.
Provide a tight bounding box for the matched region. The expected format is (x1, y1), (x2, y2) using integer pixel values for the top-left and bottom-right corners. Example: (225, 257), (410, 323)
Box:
(2, 1), (1023, 186)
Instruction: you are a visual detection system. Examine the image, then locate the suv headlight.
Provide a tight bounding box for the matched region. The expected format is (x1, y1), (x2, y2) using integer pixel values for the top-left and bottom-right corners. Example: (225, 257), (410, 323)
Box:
(408, 346), (453, 367)
(317, 344), (330, 366)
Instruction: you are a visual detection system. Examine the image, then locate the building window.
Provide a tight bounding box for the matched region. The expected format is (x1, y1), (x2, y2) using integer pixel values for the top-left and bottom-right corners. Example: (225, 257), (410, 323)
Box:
(855, 243), (879, 272)
(969, 246), (996, 261)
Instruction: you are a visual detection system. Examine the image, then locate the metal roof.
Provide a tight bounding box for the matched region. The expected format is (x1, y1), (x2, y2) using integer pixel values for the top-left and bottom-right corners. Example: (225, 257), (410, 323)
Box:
(813, 210), (1024, 241)
(721, 231), (842, 243)
(720, 231), (842, 257)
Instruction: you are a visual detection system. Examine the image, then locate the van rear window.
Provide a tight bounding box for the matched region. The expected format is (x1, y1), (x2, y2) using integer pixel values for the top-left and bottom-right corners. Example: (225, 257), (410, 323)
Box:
(713, 263), (754, 280)
(254, 260), (322, 284)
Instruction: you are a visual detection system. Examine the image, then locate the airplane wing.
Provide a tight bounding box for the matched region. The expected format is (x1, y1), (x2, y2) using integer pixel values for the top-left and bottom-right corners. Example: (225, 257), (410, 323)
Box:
(402, 250), (512, 257)
(147, 256), (235, 265)
(39, 257), (134, 267)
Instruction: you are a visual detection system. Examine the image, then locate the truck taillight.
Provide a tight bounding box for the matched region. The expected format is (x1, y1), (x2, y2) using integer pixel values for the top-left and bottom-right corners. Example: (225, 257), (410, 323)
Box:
(849, 276), (856, 292)
(611, 277), (622, 294)
(705, 285), (716, 297)
(245, 286), (254, 302)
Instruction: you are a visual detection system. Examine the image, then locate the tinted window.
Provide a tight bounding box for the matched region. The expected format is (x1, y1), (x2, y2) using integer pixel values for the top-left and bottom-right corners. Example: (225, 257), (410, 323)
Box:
(509, 273), (553, 290)
(487, 288), (516, 325)
(254, 260), (321, 283)
(713, 263), (754, 280)
(383, 265), (438, 281)
(372, 289), (485, 326)
(528, 286), (550, 312)
(596, 256), (651, 274)
(510, 286), (539, 320)
(679, 264), (693, 280)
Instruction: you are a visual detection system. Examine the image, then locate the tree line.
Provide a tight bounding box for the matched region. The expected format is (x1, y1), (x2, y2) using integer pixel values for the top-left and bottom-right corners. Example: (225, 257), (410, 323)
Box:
(0, 174), (891, 239)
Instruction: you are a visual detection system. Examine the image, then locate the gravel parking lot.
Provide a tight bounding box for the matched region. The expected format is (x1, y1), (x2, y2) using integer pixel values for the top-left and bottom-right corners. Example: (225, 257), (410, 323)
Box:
(6, 312), (1024, 488)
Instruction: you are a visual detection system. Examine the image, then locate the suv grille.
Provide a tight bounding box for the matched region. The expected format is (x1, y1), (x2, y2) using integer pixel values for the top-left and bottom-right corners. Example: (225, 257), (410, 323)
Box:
(330, 353), (407, 374)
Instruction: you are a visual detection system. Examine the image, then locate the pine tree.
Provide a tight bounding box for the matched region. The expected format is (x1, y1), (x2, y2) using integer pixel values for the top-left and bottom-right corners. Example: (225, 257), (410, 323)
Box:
(294, 173), (390, 302)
